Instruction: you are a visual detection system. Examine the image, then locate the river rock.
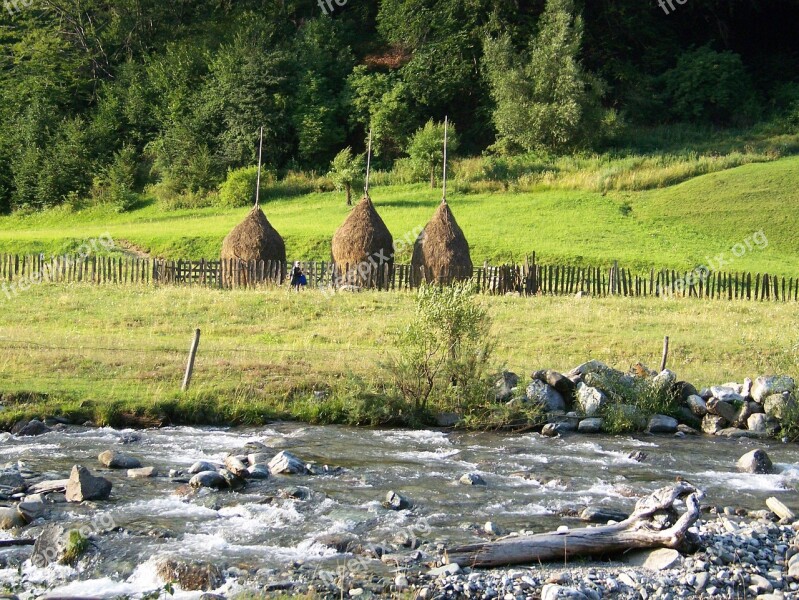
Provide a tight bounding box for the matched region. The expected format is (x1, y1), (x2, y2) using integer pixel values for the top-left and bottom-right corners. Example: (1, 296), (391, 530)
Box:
(541, 421), (576, 437)
(748, 413), (769, 432)
(717, 427), (762, 438)
(13, 419), (51, 437)
(737, 449), (774, 474)
(706, 398), (738, 423)
(98, 450), (142, 469)
(526, 380), (566, 412)
(31, 524), (69, 567)
(752, 375), (795, 403)
(764, 392), (795, 419)
(643, 548), (682, 571)
(766, 497), (795, 521)
(702, 414), (726, 435)
(383, 490), (411, 510)
(677, 424), (699, 435)
(28, 479), (68, 495)
(246, 465), (270, 479)
(495, 371), (519, 402)
(686, 395), (707, 417)
(647, 414), (678, 434)
(575, 383), (606, 417)
(17, 501), (44, 523)
(577, 418), (603, 433)
(156, 558), (222, 591)
(434, 412), (460, 427)
(0, 507), (25, 529)
(459, 473), (486, 486)
(224, 456), (248, 477)
(127, 467), (158, 478)
(268, 451), (310, 475)
(580, 507), (628, 523)
(189, 471), (227, 489)
(733, 401), (753, 427)
(0, 468), (26, 491)
(65, 465), (112, 502)
(541, 584), (588, 600)
(248, 453), (271, 466)
(218, 468), (245, 491)
(188, 461), (219, 474)
(533, 369), (576, 398)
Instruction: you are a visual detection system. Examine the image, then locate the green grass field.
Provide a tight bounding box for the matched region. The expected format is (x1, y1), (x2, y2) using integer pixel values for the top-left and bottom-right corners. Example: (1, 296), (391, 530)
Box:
(0, 284), (796, 429)
(1, 155), (798, 275)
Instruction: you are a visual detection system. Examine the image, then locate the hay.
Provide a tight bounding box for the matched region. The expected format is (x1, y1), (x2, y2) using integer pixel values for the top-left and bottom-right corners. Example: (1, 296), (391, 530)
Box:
(221, 206), (286, 285)
(411, 200), (472, 284)
(331, 195), (394, 286)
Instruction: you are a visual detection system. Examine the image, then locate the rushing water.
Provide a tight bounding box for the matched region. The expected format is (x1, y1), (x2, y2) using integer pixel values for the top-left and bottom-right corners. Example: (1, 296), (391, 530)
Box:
(1, 423), (799, 598)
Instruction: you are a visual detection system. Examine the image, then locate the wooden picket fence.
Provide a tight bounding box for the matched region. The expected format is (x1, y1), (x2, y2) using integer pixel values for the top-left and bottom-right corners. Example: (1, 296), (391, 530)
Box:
(0, 253), (797, 301)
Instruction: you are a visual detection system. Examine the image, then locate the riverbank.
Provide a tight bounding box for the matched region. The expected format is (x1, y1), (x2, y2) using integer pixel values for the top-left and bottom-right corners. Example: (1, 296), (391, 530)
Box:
(0, 285), (797, 431)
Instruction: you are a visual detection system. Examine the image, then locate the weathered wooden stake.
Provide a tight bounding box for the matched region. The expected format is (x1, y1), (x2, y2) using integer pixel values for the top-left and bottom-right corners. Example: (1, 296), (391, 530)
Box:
(182, 328), (201, 392)
(660, 335), (670, 372)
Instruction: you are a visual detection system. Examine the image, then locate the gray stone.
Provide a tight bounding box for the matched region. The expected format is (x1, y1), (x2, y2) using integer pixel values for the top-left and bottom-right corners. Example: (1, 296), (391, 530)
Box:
(677, 424), (699, 435)
(14, 419), (51, 437)
(717, 427), (764, 438)
(127, 467), (158, 478)
(541, 421), (576, 437)
(575, 383), (607, 417)
(224, 456), (248, 477)
(706, 398), (738, 422)
(711, 386), (745, 403)
(189, 471), (227, 489)
(567, 360), (613, 379)
(746, 412), (766, 432)
(383, 490), (411, 510)
(156, 558), (222, 591)
(434, 412), (461, 427)
(97, 450), (141, 469)
(218, 468), (245, 491)
(653, 369), (677, 391)
(526, 380), (566, 412)
(577, 418), (603, 433)
(246, 465), (270, 480)
(764, 392), (796, 419)
(268, 451), (310, 475)
(188, 461), (219, 474)
(17, 501), (44, 523)
(0, 507), (25, 529)
(495, 371), (519, 402)
(702, 414), (726, 435)
(0, 468), (26, 491)
(647, 415), (678, 434)
(580, 507), (628, 523)
(65, 465), (112, 502)
(686, 395), (707, 417)
(737, 449), (774, 474)
(459, 473), (486, 486)
(248, 452), (271, 466)
(428, 563), (461, 578)
(533, 369), (576, 398)
(766, 497), (795, 521)
(28, 479), (68, 495)
(752, 375), (795, 403)
(31, 525), (69, 567)
(742, 377), (753, 399)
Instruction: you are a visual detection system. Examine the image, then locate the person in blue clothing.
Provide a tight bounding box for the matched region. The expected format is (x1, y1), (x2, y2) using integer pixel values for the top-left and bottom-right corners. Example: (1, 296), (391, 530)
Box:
(289, 261), (307, 291)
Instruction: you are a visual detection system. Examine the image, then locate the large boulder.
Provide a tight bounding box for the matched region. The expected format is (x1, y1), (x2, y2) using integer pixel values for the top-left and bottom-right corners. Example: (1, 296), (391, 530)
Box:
(156, 558), (223, 591)
(577, 418), (603, 434)
(736, 449), (774, 474)
(98, 450), (141, 469)
(13, 419), (51, 437)
(710, 386), (745, 403)
(764, 392), (796, 419)
(575, 383), (607, 417)
(31, 525), (70, 567)
(526, 380), (566, 412)
(189, 471), (227, 489)
(532, 369), (576, 398)
(65, 465), (112, 502)
(706, 398), (738, 423)
(752, 376), (795, 403)
(686, 395), (707, 417)
(647, 415), (678, 434)
(495, 371), (519, 402)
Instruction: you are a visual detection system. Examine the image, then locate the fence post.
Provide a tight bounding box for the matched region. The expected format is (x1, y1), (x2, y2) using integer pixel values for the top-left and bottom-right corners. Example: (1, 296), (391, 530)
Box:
(181, 328), (201, 392)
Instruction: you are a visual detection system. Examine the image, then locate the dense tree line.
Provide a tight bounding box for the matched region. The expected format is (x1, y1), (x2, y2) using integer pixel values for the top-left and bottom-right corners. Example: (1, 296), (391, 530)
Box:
(0, 0), (798, 212)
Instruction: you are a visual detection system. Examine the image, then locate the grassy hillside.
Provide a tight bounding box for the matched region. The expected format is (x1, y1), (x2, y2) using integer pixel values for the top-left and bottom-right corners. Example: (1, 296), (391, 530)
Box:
(0, 285), (796, 429)
(0, 156), (797, 274)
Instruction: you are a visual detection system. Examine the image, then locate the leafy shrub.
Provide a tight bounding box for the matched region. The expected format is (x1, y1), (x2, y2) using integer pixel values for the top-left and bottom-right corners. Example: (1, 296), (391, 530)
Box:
(387, 282), (495, 418)
(662, 46), (759, 126)
(592, 370), (680, 434)
(217, 166), (273, 208)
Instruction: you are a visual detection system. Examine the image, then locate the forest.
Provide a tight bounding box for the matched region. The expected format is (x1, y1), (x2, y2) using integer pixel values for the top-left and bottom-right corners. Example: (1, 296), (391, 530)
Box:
(1, 0), (798, 213)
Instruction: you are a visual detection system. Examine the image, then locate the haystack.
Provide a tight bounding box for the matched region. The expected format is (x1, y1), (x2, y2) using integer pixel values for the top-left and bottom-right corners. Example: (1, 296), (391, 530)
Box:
(331, 194), (394, 287)
(221, 206), (286, 286)
(411, 200), (472, 285)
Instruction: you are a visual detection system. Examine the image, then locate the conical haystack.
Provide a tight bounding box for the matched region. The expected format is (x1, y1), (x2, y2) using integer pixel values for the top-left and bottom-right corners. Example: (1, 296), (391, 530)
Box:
(411, 200), (472, 285)
(331, 195), (394, 287)
(221, 206), (286, 286)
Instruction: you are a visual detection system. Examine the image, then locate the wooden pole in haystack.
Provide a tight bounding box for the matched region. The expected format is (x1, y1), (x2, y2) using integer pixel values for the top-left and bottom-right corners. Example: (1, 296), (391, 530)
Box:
(255, 126), (264, 208)
(364, 129), (372, 196)
(442, 116), (448, 202)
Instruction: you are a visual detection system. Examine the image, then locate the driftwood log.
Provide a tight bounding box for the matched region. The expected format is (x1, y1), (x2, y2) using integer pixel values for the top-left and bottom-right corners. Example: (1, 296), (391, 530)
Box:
(446, 483), (703, 568)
